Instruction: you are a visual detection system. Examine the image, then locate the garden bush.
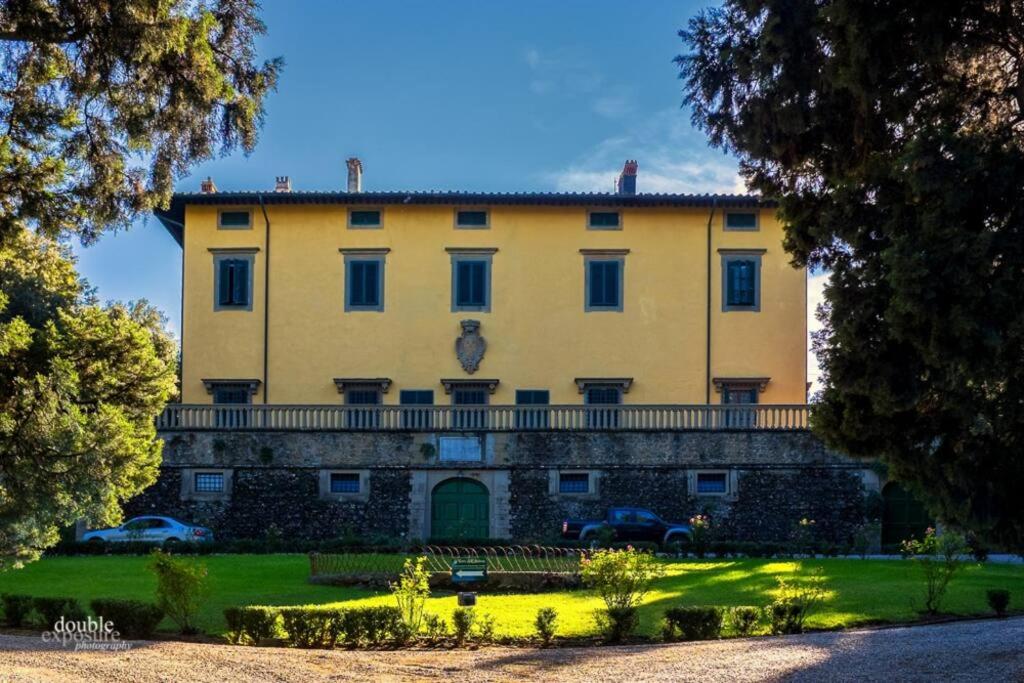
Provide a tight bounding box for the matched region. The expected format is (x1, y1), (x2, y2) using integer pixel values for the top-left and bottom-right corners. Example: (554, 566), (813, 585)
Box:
(986, 589), (1011, 617)
(223, 607), (244, 644)
(423, 613), (447, 642)
(452, 607), (476, 645)
(279, 607), (341, 648)
(90, 599), (164, 639)
(595, 606), (639, 642)
(391, 556), (429, 635)
(148, 550), (208, 634)
(1, 594), (34, 627)
(900, 529), (967, 615)
(476, 612), (496, 642)
(581, 547), (665, 610)
(726, 606), (760, 636)
(769, 567), (827, 635)
(239, 606), (281, 644)
(534, 607), (557, 646)
(661, 606), (723, 641)
(689, 515), (710, 558)
(32, 597), (86, 628)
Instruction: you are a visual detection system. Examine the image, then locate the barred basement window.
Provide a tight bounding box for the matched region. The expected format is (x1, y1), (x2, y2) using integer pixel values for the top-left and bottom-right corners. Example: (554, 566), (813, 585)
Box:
(194, 472), (224, 493)
(558, 472), (590, 494)
(329, 472), (360, 494)
(696, 472), (728, 495)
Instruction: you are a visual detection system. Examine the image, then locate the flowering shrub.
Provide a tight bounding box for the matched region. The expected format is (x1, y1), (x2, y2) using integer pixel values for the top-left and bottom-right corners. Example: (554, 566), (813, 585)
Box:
(769, 566), (828, 634)
(689, 515), (710, 558)
(900, 528), (967, 614)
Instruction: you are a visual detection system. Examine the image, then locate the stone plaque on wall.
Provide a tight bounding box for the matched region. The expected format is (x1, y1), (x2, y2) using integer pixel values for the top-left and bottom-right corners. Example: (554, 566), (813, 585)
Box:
(439, 436), (482, 462)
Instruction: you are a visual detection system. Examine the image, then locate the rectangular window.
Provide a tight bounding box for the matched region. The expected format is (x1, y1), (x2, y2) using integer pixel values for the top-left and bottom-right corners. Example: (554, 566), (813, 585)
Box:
(585, 387), (621, 428)
(724, 211), (758, 231)
(346, 258), (383, 311)
(346, 389), (381, 429)
(400, 390), (434, 429)
(329, 472), (361, 494)
(215, 257), (252, 309)
(696, 472), (728, 495)
(218, 210), (251, 229)
(516, 389), (550, 429)
(588, 211), (621, 229)
(453, 258), (490, 311)
(194, 472), (224, 493)
(455, 210), (489, 228)
(722, 253), (762, 311)
(211, 384), (251, 427)
(586, 259), (622, 310)
(558, 472), (590, 494)
(453, 388), (488, 429)
(348, 209), (382, 228)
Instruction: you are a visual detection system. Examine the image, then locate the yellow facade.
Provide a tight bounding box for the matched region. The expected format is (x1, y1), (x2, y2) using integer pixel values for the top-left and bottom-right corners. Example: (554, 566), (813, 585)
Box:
(176, 201), (806, 406)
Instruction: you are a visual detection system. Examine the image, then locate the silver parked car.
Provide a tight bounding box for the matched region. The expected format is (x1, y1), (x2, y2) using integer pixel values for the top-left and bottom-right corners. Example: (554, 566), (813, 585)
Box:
(82, 516), (214, 545)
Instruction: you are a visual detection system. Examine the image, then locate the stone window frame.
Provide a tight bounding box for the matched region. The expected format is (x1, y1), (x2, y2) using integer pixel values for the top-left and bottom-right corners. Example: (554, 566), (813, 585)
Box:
(347, 207), (384, 229)
(180, 468), (233, 502)
(549, 469), (601, 499)
(719, 249), (765, 312)
(586, 209), (622, 231)
(437, 435), (484, 463)
(688, 469), (739, 501)
(319, 469), (371, 502)
(202, 379), (261, 404)
(454, 207), (490, 230)
(580, 249), (629, 312)
(713, 377), (770, 404)
(447, 248), (497, 312)
(217, 208), (253, 230)
(723, 210), (759, 232)
(210, 248), (258, 312)
(340, 248), (389, 312)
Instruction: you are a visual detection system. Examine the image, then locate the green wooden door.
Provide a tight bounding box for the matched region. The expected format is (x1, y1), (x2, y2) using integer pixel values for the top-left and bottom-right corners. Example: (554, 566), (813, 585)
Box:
(431, 478), (489, 540)
(882, 482), (933, 547)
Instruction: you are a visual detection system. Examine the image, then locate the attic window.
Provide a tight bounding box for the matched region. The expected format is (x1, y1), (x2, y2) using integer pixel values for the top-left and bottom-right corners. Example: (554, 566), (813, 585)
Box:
(455, 210), (489, 229)
(218, 210), (252, 229)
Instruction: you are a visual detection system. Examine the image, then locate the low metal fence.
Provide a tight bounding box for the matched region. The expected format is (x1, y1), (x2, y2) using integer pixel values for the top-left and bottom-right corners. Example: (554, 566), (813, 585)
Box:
(308, 545), (584, 580)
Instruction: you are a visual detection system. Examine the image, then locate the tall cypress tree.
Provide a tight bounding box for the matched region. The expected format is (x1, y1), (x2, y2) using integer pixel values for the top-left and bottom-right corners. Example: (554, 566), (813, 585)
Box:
(679, 1), (1024, 550)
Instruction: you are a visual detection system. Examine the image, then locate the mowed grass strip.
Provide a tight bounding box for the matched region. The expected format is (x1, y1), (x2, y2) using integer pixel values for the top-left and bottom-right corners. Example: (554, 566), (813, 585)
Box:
(1, 555), (1021, 638)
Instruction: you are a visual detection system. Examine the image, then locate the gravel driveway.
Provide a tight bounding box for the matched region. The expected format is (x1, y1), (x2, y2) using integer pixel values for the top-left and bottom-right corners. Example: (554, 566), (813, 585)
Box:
(1, 617), (1022, 682)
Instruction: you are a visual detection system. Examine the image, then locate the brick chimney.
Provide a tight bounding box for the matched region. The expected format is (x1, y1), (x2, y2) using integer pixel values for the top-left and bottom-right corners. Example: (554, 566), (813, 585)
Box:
(346, 157), (363, 193)
(275, 175), (292, 192)
(616, 160), (638, 195)
(200, 176), (217, 194)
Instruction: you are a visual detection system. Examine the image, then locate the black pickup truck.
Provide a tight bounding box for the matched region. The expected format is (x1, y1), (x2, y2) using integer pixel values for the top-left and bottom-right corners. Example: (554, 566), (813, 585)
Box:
(561, 507), (692, 546)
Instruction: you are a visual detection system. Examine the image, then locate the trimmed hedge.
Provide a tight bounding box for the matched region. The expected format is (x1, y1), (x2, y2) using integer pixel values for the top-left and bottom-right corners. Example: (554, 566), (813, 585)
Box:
(661, 606), (723, 641)
(32, 597), (86, 627)
(227, 605), (406, 648)
(90, 599), (164, 639)
(1, 594), (34, 627)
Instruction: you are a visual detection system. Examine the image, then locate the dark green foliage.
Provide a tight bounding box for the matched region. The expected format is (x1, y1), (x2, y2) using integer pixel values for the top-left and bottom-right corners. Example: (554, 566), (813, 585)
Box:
(451, 606), (475, 645)
(534, 607), (558, 646)
(726, 606), (760, 637)
(661, 606), (723, 642)
(148, 550), (208, 634)
(679, 1), (1024, 552)
(90, 599), (164, 639)
(1, 594), (34, 626)
(279, 607), (334, 648)
(986, 589), (1011, 617)
(596, 606), (638, 643)
(1, 233), (177, 567)
(239, 606), (280, 644)
(223, 606), (245, 644)
(32, 597), (85, 627)
(0, 0), (282, 246)
(768, 600), (806, 635)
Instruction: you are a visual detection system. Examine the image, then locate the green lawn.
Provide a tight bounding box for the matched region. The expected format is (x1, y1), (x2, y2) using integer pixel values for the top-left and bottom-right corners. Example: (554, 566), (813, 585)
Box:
(1, 555), (1021, 639)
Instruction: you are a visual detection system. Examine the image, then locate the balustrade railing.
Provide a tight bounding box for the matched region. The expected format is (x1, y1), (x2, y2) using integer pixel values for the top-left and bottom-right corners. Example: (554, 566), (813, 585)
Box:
(157, 403), (809, 432)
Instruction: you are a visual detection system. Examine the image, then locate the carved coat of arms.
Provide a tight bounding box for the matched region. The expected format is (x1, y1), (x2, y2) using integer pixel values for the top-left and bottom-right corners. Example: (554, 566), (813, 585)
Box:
(455, 319), (486, 374)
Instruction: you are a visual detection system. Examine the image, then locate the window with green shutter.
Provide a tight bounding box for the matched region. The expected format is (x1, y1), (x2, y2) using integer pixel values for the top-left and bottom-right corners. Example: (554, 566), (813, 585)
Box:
(586, 259), (622, 310)
(721, 252), (762, 312)
(214, 255), (253, 310)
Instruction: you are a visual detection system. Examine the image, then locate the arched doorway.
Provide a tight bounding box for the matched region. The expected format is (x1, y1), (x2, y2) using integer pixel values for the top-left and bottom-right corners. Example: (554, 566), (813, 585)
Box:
(431, 478), (489, 540)
(882, 482), (933, 547)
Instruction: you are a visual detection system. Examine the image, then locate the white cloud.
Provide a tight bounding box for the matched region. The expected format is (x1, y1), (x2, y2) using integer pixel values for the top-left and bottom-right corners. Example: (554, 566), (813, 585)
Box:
(807, 270), (829, 394)
(541, 108), (747, 195)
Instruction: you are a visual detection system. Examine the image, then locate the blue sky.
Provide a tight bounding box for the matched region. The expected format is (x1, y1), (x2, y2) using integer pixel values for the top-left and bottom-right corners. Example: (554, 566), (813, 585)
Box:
(70, 0), (825, 386)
